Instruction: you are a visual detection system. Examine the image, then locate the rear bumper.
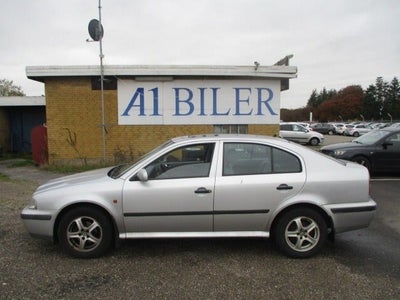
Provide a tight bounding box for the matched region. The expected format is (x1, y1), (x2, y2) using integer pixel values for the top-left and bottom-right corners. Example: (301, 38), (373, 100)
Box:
(324, 199), (377, 233)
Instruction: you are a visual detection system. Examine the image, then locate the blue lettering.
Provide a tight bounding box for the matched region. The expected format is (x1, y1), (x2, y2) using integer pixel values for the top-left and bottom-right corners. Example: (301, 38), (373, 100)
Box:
(234, 88), (253, 116)
(211, 88), (229, 116)
(121, 88), (145, 116)
(198, 88), (207, 116)
(149, 88), (161, 116)
(173, 88), (194, 116)
(257, 88), (277, 115)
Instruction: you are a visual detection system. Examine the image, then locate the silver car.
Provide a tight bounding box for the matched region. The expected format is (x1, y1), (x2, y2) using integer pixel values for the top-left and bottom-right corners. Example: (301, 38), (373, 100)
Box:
(21, 135), (376, 258)
(280, 123), (324, 146)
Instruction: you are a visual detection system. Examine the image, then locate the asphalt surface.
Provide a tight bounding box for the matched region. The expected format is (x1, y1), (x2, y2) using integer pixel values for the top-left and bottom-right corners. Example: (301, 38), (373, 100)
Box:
(0, 136), (399, 299)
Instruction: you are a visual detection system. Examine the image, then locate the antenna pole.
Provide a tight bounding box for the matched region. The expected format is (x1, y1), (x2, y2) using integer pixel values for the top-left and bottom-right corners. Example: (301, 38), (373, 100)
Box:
(98, 0), (106, 163)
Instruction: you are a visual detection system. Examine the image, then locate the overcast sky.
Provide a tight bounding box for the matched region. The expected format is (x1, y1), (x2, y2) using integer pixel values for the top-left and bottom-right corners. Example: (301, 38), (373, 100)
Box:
(0, 0), (399, 108)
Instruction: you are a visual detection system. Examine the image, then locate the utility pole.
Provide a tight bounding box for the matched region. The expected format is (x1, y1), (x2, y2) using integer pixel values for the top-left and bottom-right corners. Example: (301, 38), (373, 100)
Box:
(87, 0), (106, 162)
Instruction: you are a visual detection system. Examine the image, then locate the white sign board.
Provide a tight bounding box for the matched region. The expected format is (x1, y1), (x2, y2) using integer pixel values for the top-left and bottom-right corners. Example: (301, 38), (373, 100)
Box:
(118, 79), (280, 125)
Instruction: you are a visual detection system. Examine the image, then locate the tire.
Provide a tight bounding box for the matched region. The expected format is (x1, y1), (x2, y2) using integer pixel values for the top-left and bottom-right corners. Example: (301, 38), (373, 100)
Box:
(309, 138), (319, 146)
(353, 132), (360, 137)
(274, 208), (327, 258)
(351, 155), (371, 172)
(328, 130), (334, 135)
(57, 206), (113, 258)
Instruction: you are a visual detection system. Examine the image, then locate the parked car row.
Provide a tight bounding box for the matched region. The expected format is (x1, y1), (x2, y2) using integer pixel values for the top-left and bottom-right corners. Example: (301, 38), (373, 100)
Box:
(280, 121), (400, 174)
(283, 121), (398, 138)
(321, 127), (400, 174)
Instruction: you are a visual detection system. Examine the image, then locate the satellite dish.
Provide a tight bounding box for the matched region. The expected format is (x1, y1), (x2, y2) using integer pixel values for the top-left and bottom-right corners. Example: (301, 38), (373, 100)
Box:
(88, 19), (104, 41)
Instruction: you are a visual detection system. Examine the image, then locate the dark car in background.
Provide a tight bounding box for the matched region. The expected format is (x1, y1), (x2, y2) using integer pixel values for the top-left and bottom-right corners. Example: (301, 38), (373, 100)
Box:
(311, 123), (336, 135)
(320, 128), (400, 173)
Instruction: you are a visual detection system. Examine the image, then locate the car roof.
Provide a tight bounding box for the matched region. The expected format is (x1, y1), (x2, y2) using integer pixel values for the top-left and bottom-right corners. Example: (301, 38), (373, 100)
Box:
(171, 134), (285, 144)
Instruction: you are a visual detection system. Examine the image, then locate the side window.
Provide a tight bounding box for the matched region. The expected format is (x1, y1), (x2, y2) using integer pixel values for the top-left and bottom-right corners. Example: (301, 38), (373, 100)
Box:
(293, 125), (303, 132)
(223, 143), (272, 175)
(223, 143), (301, 176)
(386, 133), (400, 150)
(272, 148), (302, 173)
(145, 143), (215, 180)
(280, 124), (292, 131)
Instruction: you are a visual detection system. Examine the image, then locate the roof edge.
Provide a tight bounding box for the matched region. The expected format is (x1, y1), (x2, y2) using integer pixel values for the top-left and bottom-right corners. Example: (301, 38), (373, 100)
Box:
(26, 64), (297, 80)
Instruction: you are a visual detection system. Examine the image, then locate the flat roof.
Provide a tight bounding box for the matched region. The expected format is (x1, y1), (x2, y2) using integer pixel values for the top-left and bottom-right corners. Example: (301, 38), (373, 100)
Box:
(0, 96), (45, 107)
(26, 64), (297, 91)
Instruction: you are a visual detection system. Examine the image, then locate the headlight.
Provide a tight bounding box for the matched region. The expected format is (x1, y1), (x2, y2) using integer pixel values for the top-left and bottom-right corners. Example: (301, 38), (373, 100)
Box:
(334, 150), (346, 156)
(28, 198), (37, 209)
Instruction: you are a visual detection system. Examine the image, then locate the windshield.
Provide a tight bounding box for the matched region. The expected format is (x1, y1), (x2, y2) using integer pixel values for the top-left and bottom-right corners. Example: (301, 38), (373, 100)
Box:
(108, 140), (175, 178)
(353, 130), (390, 145)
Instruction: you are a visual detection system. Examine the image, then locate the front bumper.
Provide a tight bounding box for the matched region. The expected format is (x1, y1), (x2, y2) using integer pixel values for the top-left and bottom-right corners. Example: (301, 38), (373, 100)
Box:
(20, 206), (57, 241)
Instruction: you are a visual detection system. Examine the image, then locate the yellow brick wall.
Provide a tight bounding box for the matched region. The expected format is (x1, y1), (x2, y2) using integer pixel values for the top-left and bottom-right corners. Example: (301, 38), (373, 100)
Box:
(45, 78), (279, 164)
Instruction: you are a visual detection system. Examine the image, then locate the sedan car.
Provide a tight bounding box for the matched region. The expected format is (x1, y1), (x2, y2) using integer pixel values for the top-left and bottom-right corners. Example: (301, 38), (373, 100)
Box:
(280, 123), (324, 146)
(21, 134), (376, 259)
(321, 128), (400, 173)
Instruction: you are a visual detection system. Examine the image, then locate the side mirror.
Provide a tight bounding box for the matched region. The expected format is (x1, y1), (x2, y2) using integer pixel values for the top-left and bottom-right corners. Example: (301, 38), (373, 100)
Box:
(136, 169), (148, 181)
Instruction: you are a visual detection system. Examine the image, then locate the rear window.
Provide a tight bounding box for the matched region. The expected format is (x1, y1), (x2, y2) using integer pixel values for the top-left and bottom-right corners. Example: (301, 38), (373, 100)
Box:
(223, 143), (302, 176)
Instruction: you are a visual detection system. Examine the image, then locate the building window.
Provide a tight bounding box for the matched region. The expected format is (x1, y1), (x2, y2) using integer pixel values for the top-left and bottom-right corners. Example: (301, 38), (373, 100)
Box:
(214, 125), (248, 134)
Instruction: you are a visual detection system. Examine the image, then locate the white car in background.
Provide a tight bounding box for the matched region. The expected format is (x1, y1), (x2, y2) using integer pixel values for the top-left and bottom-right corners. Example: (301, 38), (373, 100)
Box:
(280, 123), (324, 146)
(345, 124), (373, 137)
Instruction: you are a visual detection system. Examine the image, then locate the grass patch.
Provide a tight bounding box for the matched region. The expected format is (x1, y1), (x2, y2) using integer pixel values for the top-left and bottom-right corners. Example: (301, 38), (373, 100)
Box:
(0, 173), (10, 181)
(7, 159), (35, 168)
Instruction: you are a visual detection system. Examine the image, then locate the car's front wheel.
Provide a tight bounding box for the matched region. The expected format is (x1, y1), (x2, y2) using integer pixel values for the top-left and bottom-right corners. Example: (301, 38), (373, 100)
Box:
(274, 208), (327, 258)
(57, 206), (113, 258)
(309, 138), (320, 146)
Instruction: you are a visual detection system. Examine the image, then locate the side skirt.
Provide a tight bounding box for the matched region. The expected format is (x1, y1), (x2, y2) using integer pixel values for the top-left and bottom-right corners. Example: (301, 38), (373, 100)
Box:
(120, 231), (270, 239)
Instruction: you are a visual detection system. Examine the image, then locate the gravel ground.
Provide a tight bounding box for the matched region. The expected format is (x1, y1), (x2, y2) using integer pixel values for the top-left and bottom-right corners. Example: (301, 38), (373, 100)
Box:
(1, 154), (399, 299)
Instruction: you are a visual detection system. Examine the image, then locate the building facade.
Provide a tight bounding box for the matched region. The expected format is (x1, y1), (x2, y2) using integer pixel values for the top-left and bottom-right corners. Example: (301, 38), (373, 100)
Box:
(26, 65), (297, 164)
(0, 96), (46, 154)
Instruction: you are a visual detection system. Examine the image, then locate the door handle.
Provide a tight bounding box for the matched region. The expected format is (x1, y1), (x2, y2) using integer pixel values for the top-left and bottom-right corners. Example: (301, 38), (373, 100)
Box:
(276, 184), (293, 190)
(195, 187), (212, 194)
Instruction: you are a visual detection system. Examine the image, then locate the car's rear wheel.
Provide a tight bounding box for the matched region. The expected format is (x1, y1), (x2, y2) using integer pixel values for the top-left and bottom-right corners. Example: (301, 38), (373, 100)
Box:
(351, 155), (371, 171)
(274, 208), (327, 258)
(57, 206), (113, 258)
(353, 132), (360, 137)
(309, 138), (319, 146)
(328, 130), (334, 135)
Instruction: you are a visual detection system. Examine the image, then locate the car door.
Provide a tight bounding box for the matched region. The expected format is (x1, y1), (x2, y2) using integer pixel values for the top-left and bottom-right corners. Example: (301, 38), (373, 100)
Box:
(280, 124), (296, 142)
(373, 133), (400, 172)
(292, 124), (309, 143)
(213, 141), (306, 231)
(122, 142), (217, 234)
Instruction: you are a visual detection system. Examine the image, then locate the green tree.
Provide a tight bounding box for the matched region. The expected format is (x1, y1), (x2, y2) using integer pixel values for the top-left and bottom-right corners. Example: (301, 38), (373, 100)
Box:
(387, 77), (400, 119)
(0, 79), (25, 96)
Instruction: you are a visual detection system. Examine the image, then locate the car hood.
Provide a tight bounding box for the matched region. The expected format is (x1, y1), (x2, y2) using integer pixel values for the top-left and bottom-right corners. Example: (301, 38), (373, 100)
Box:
(35, 167), (114, 194)
(321, 142), (368, 151)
